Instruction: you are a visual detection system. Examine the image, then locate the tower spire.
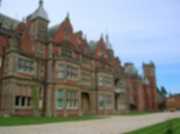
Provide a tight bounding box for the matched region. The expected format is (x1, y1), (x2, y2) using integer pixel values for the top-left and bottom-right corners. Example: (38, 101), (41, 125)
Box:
(29, 0), (49, 22)
(105, 33), (112, 49)
(39, 0), (43, 7)
(66, 12), (70, 20)
(0, 0), (2, 8)
(67, 12), (70, 18)
(100, 33), (104, 40)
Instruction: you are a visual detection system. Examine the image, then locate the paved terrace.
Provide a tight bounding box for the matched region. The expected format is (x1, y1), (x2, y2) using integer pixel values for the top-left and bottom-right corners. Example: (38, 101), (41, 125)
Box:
(0, 112), (180, 134)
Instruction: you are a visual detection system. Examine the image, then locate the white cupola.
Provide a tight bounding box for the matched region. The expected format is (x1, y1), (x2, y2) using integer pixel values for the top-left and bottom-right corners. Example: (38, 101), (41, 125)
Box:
(30, 0), (49, 22)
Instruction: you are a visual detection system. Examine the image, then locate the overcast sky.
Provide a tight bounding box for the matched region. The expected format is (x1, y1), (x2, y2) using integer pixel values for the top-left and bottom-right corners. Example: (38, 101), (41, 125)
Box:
(1, 0), (180, 94)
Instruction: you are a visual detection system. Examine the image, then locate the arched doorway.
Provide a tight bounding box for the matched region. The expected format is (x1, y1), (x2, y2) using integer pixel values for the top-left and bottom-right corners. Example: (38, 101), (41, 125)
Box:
(81, 92), (90, 115)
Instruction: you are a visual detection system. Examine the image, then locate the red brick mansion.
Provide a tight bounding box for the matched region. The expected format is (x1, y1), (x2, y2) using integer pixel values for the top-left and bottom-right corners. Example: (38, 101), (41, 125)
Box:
(0, 0), (158, 116)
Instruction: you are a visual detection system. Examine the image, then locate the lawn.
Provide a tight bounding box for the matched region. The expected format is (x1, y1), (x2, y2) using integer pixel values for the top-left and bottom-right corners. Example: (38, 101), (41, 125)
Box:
(0, 115), (103, 126)
(126, 118), (180, 134)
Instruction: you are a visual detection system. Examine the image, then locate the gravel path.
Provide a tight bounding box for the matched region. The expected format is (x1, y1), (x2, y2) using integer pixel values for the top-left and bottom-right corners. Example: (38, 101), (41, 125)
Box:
(0, 112), (180, 134)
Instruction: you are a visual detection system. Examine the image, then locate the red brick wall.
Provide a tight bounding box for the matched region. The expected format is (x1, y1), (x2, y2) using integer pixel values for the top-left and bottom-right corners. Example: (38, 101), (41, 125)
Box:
(14, 109), (33, 116)
(167, 96), (180, 110)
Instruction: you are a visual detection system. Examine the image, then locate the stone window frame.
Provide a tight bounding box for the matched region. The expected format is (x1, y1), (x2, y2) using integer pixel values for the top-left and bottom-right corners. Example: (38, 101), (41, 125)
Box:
(55, 90), (65, 110)
(58, 63), (79, 80)
(66, 90), (79, 110)
(15, 96), (32, 109)
(38, 23), (47, 39)
(55, 90), (79, 110)
(98, 73), (113, 87)
(98, 95), (113, 110)
(16, 56), (34, 74)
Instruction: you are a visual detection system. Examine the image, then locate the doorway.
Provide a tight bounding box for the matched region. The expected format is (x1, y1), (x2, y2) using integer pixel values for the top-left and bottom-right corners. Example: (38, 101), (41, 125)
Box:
(81, 92), (90, 115)
(115, 94), (119, 111)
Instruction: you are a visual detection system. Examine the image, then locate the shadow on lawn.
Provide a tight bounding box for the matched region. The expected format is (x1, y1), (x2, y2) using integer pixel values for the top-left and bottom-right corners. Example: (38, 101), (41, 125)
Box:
(165, 120), (174, 134)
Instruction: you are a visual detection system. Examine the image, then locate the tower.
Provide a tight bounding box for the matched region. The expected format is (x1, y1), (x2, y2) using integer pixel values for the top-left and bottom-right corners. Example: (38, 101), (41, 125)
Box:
(143, 62), (156, 87)
(27, 0), (49, 42)
(143, 62), (158, 111)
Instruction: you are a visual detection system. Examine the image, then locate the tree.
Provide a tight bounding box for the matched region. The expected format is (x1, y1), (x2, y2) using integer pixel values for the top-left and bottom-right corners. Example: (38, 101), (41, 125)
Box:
(32, 85), (40, 116)
(161, 86), (168, 97)
(156, 87), (160, 93)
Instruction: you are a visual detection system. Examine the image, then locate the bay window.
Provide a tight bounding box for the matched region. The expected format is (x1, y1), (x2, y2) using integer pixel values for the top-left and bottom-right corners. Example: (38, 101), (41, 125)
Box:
(55, 90), (79, 110)
(58, 64), (79, 80)
(98, 73), (113, 87)
(17, 56), (34, 73)
(15, 96), (32, 108)
(66, 91), (78, 110)
(98, 95), (113, 110)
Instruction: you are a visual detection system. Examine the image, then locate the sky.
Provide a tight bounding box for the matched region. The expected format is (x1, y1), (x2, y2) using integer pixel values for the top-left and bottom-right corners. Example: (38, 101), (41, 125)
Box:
(1, 0), (180, 94)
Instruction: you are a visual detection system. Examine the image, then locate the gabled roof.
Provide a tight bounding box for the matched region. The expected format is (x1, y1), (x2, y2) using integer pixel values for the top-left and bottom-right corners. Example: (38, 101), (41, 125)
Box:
(0, 13), (19, 30)
(95, 36), (110, 61)
(52, 14), (74, 44)
(97, 36), (107, 49)
(18, 21), (35, 55)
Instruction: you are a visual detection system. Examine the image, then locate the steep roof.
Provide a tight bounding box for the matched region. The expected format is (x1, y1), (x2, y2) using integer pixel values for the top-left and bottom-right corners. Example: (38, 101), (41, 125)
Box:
(97, 36), (107, 49)
(0, 13), (19, 56)
(0, 13), (19, 30)
(29, 0), (49, 22)
(52, 15), (75, 44)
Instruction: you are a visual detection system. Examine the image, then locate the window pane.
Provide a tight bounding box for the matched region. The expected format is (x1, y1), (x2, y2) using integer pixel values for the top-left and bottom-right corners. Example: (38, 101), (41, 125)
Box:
(15, 96), (20, 106)
(17, 57), (34, 73)
(66, 91), (78, 110)
(21, 97), (25, 106)
(56, 90), (65, 110)
(27, 97), (31, 106)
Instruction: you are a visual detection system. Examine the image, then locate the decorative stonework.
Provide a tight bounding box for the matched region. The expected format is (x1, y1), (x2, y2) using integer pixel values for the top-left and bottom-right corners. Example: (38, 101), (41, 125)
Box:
(0, 1), (158, 116)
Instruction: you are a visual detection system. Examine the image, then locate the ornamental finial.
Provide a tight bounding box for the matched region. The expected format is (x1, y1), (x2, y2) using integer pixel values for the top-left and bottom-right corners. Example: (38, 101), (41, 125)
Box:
(67, 12), (70, 19)
(39, 0), (43, 7)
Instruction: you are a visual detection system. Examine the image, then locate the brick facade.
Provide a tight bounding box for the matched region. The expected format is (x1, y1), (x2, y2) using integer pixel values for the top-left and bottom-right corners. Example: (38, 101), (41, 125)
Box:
(167, 95), (180, 111)
(0, 1), (158, 116)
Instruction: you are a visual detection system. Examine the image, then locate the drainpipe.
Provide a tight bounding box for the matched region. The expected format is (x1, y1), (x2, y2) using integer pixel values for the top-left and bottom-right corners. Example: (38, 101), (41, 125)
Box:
(95, 61), (98, 115)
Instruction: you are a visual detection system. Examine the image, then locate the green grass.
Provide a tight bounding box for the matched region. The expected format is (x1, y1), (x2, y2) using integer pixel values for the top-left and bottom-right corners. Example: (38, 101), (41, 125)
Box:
(126, 118), (180, 134)
(0, 115), (103, 126)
